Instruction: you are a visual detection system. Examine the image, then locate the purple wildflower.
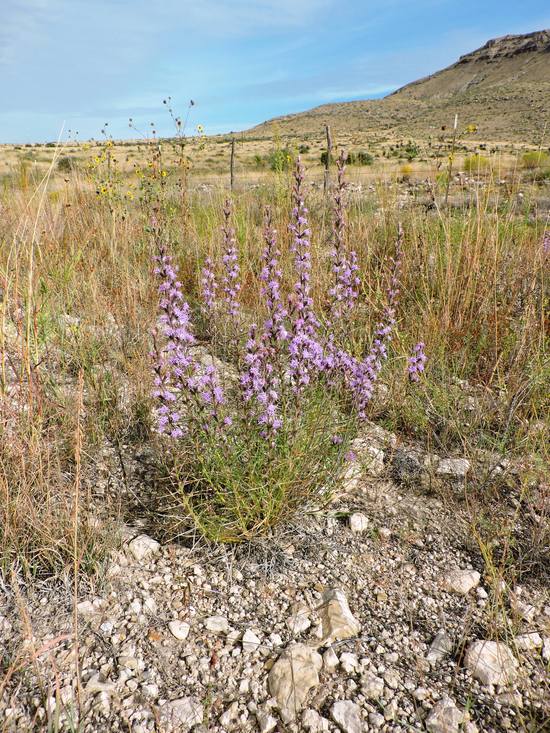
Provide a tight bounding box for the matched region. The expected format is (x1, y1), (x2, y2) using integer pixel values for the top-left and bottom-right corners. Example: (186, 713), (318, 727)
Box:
(408, 342), (427, 382)
(221, 199), (240, 318)
(328, 151), (360, 321)
(151, 219), (230, 436)
(543, 231), (550, 256)
(261, 207), (288, 344)
(340, 223), (404, 418)
(239, 210), (288, 437)
(288, 158), (324, 389)
(201, 256), (218, 313)
(150, 220), (196, 437)
(241, 208), (289, 435)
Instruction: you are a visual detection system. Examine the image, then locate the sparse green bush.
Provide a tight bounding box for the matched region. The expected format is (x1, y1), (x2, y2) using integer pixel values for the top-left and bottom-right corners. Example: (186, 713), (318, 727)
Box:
(57, 155), (78, 173)
(463, 154), (490, 174)
(168, 385), (353, 542)
(522, 151), (550, 169)
(346, 151), (373, 166)
(269, 147), (294, 172)
(404, 141), (419, 161)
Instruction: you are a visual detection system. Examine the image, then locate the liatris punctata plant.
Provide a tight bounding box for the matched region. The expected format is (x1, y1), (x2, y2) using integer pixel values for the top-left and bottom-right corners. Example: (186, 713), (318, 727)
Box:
(221, 199), (240, 319)
(408, 342), (427, 382)
(287, 158), (324, 390)
(200, 256), (218, 313)
(149, 159), (409, 542)
(150, 219), (228, 436)
(328, 150), (360, 323)
(241, 208), (287, 435)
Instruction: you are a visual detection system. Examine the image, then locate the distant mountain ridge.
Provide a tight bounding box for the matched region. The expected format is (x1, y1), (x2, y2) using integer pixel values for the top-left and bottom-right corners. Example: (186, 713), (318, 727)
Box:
(251, 30), (550, 143)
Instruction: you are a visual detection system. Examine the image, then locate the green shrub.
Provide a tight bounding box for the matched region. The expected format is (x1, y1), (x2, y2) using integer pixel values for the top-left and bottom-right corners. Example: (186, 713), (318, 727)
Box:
(253, 154), (266, 169)
(167, 386), (354, 542)
(463, 154), (490, 174)
(404, 141), (419, 161)
(57, 156), (78, 173)
(346, 151), (373, 166)
(522, 151), (550, 169)
(269, 147), (294, 172)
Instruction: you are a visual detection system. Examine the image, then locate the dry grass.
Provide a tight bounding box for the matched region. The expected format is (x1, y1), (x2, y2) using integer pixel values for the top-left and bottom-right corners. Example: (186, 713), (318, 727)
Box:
(0, 140), (548, 580)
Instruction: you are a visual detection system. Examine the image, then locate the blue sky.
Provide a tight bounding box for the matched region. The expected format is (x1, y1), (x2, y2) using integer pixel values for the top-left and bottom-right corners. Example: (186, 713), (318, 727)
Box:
(1, 0), (549, 143)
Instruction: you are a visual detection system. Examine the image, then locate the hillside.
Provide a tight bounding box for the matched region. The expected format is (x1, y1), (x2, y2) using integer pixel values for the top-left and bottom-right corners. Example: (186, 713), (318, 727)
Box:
(251, 30), (550, 143)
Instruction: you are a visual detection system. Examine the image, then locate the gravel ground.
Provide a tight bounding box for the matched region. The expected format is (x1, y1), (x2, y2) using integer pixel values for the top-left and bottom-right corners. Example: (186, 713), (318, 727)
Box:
(1, 424), (548, 733)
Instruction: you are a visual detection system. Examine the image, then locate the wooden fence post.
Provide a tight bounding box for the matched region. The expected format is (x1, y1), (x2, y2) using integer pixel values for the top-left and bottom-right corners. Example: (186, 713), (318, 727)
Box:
(230, 137), (235, 191)
(323, 124), (332, 194)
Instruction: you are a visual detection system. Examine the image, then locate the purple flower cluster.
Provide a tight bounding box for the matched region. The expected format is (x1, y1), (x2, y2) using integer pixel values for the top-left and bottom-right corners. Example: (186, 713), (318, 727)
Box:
(337, 223), (404, 417)
(150, 220), (227, 437)
(543, 231), (550, 256)
(201, 257), (218, 313)
(408, 342), (427, 382)
(288, 158), (324, 389)
(240, 209), (287, 435)
(151, 229), (196, 438)
(221, 199), (240, 318)
(261, 208), (288, 344)
(328, 151), (360, 321)
(241, 324), (282, 435)
(152, 158), (407, 444)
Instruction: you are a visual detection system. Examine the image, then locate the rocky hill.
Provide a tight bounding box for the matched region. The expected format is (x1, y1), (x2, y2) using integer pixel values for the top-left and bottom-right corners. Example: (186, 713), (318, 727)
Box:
(251, 30), (550, 143)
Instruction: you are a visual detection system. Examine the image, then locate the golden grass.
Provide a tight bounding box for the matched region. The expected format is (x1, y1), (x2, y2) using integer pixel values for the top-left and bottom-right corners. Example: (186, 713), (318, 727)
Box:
(0, 143), (548, 576)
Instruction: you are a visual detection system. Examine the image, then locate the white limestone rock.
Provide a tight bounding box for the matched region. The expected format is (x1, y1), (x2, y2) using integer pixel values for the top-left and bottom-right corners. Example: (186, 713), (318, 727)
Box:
(319, 588), (361, 645)
(268, 643), (323, 722)
(331, 700), (362, 733)
(127, 534), (160, 562)
(464, 641), (518, 686)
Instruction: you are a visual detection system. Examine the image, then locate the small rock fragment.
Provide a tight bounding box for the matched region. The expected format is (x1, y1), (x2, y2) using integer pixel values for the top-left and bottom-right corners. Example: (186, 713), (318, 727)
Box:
(437, 458), (471, 479)
(323, 647), (339, 671)
(349, 512), (369, 533)
(219, 701), (239, 728)
(287, 603), (311, 634)
(464, 641), (518, 686)
(127, 534), (160, 561)
(340, 652), (359, 674)
(302, 708), (330, 732)
(515, 632), (542, 651)
(331, 700), (362, 733)
(205, 615), (230, 634)
(256, 710), (278, 733)
(445, 569), (480, 595)
(361, 671), (384, 699)
(268, 643), (322, 722)
(242, 629), (262, 653)
(159, 697), (203, 732)
(368, 712), (385, 729)
(427, 630), (454, 664)
(168, 620), (190, 641)
(426, 696), (465, 733)
(319, 588), (361, 645)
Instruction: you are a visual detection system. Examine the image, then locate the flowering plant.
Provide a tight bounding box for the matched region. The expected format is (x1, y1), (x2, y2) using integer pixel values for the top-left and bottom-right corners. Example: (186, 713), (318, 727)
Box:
(150, 158), (406, 541)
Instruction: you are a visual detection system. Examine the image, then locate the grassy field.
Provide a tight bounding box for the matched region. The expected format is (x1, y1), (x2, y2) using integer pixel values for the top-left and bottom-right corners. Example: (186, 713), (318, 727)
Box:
(1, 132), (548, 579)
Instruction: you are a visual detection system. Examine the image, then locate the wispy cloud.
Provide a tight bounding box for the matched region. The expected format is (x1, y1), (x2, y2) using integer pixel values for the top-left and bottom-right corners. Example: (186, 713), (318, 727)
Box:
(0, 0), (548, 141)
